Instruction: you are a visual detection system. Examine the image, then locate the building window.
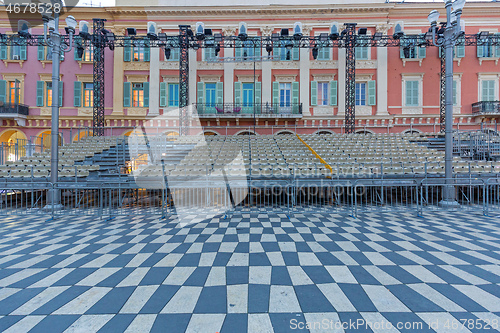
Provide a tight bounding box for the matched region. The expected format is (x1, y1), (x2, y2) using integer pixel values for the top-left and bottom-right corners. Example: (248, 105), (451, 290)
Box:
(205, 83), (216, 107)
(477, 34), (500, 58)
(82, 45), (93, 62)
(8, 81), (21, 104)
(204, 47), (216, 61)
(133, 44), (146, 62)
(482, 80), (496, 101)
(317, 82), (329, 106)
(10, 37), (21, 60)
(405, 80), (419, 106)
(355, 36), (370, 60)
(132, 83), (144, 107)
(45, 82), (52, 107)
(279, 83), (291, 106)
(355, 83), (366, 106)
(168, 83), (179, 107)
(242, 83), (254, 106)
(453, 80), (458, 106)
(83, 83), (93, 107)
(167, 47), (180, 61)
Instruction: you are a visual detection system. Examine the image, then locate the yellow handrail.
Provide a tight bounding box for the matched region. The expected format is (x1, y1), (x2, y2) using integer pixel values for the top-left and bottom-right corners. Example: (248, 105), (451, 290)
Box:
(295, 133), (333, 176)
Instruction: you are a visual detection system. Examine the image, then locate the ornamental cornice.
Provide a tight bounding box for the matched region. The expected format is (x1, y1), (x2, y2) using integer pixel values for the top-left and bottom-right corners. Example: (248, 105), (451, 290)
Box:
(271, 61), (299, 70)
(199, 75), (222, 82)
(274, 74), (297, 82)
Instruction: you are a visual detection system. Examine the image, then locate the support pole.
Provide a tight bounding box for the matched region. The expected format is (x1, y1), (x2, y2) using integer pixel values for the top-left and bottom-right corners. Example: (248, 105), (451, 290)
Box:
(344, 23), (356, 134)
(439, 45), (446, 133)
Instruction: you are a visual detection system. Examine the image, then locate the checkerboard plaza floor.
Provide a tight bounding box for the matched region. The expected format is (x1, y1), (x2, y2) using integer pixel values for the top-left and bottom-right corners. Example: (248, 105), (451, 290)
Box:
(0, 211), (499, 333)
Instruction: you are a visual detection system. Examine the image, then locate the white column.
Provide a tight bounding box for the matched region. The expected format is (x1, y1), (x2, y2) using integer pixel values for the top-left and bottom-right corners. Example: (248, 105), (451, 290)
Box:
(377, 47), (388, 115)
(149, 47), (160, 116)
(189, 49), (197, 106)
(262, 59), (272, 104)
(299, 47), (310, 116)
(338, 48), (346, 115)
(224, 47), (234, 104)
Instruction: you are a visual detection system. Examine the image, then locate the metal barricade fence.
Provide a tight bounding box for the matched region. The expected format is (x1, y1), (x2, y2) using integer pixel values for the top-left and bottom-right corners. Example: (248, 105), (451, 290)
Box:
(418, 178), (486, 215)
(485, 178), (500, 216)
(353, 179), (419, 217)
(2, 179), (500, 218)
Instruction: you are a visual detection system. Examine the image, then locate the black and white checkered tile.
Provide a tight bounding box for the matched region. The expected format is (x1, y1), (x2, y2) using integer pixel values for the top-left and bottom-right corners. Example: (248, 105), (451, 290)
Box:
(0, 211), (499, 332)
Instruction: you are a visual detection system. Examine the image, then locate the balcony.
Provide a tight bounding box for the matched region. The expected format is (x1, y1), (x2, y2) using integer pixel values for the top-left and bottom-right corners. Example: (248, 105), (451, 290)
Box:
(0, 103), (29, 126)
(195, 103), (303, 118)
(0, 103), (29, 116)
(472, 101), (500, 117)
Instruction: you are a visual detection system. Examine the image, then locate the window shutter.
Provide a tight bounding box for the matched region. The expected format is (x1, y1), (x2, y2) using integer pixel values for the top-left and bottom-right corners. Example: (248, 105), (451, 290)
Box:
(20, 41), (27, 60)
(0, 80), (6, 104)
(0, 45), (7, 60)
(144, 41), (150, 62)
(292, 47), (299, 61)
(496, 33), (500, 57)
(235, 40), (241, 58)
(418, 46), (426, 59)
(368, 80), (376, 106)
(399, 46), (404, 59)
(123, 82), (131, 107)
(292, 81), (299, 104)
(73, 81), (81, 107)
(36, 81), (44, 107)
(310, 81), (317, 106)
(143, 82), (149, 107)
(124, 38), (131, 62)
(272, 82), (279, 105)
(58, 81), (63, 107)
(452, 80), (457, 105)
(255, 82), (261, 105)
(330, 80), (337, 106)
(38, 38), (45, 61)
(216, 82), (223, 104)
(234, 82), (241, 104)
(477, 43), (484, 58)
(255, 43), (261, 58)
(273, 47), (280, 60)
(159, 82), (167, 107)
(171, 48), (179, 61)
(197, 82), (204, 104)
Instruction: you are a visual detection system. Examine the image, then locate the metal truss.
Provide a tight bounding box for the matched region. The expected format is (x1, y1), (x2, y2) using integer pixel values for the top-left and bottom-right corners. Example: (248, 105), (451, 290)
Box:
(344, 24), (357, 134)
(439, 47), (446, 133)
(92, 19), (106, 137)
(1, 31), (499, 135)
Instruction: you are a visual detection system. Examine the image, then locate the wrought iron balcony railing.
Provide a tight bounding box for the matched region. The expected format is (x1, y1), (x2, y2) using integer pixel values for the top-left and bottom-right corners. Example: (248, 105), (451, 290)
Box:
(195, 103), (302, 117)
(472, 101), (500, 115)
(0, 103), (29, 116)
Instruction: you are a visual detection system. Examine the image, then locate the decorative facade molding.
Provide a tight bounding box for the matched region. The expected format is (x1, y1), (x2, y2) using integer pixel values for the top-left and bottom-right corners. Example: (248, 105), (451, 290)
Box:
(75, 74), (93, 82)
(376, 24), (390, 34)
(310, 60), (338, 69)
(39, 73), (63, 81)
(161, 75), (179, 83)
(274, 74), (297, 82)
(159, 61), (180, 70)
(127, 108), (148, 116)
(197, 61), (224, 70)
(222, 26), (237, 36)
(236, 74), (260, 82)
(125, 74), (149, 82)
(355, 60), (376, 69)
(271, 62), (299, 70)
(355, 73), (374, 81)
(235, 63), (262, 70)
(312, 74), (336, 81)
(124, 62), (150, 71)
(199, 75), (222, 83)
(259, 26), (273, 36)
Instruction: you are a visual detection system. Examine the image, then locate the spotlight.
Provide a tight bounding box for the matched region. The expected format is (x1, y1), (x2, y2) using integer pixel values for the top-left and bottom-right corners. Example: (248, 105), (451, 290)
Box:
(330, 22), (339, 40)
(373, 32), (382, 41)
(17, 20), (31, 38)
(164, 47), (171, 59)
(215, 44), (221, 56)
(266, 44), (272, 55)
(478, 31), (489, 40)
(127, 27), (137, 36)
(147, 22), (157, 40)
(312, 46), (318, 60)
(281, 28), (289, 36)
(358, 27), (367, 35)
(238, 22), (248, 40)
(196, 22), (205, 40)
(393, 21), (404, 39)
(79, 21), (91, 40)
(293, 22), (303, 40)
(77, 46), (84, 58)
